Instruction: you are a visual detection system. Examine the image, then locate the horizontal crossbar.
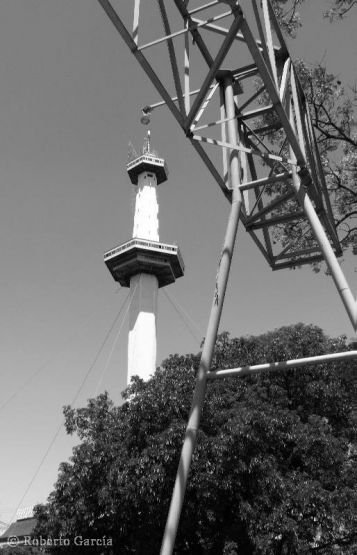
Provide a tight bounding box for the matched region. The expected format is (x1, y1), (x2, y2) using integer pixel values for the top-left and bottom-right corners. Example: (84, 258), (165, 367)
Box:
(240, 171), (292, 191)
(138, 11), (232, 51)
(207, 351), (357, 379)
(246, 210), (305, 230)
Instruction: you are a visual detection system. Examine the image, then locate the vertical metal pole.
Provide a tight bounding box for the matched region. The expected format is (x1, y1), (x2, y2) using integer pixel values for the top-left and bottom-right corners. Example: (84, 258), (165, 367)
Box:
(132, 0), (140, 45)
(262, 0), (278, 88)
(292, 167), (357, 330)
(252, 0), (269, 64)
(237, 120), (249, 213)
(184, 17), (190, 116)
(219, 86), (229, 188)
(160, 76), (243, 555)
(288, 100), (357, 331)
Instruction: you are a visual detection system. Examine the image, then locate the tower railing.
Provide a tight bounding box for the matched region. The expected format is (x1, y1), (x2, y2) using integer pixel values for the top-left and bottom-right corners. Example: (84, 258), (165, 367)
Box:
(104, 237), (184, 269)
(127, 154), (166, 170)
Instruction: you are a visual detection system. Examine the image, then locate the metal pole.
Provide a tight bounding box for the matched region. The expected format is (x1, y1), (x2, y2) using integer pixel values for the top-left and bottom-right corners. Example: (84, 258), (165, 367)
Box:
(292, 167), (357, 331)
(208, 350), (357, 379)
(184, 11), (243, 132)
(160, 75), (243, 555)
(287, 94), (356, 331)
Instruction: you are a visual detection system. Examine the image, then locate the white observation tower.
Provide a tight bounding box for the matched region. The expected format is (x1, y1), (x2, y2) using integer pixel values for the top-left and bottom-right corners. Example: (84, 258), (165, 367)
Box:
(104, 132), (184, 384)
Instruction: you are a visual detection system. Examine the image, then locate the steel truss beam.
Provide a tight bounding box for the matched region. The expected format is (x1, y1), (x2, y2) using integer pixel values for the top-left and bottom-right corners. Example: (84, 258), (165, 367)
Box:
(95, 2), (357, 553)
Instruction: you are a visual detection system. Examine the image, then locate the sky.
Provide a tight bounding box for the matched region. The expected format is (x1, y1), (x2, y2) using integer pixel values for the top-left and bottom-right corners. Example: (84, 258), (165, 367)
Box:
(0, 0), (356, 525)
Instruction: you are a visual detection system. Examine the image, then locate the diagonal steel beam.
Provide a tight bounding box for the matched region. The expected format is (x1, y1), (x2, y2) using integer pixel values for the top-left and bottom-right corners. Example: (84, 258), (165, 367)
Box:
(190, 82), (220, 130)
(138, 10), (232, 51)
(246, 190), (295, 224)
(158, 0), (185, 115)
(189, 137), (231, 201)
(193, 134), (297, 166)
(188, 1), (220, 16)
(262, 0), (279, 88)
(96, 0), (185, 128)
(173, 0), (214, 66)
(239, 84), (266, 112)
(184, 11), (244, 132)
(246, 150), (274, 262)
(267, 0), (289, 59)
(252, 0), (270, 64)
(240, 171), (292, 192)
(290, 165), (357, 329)
(191, 15), (280, 53)
(246, 210), (305, 230)
(240, 18), (306, 166)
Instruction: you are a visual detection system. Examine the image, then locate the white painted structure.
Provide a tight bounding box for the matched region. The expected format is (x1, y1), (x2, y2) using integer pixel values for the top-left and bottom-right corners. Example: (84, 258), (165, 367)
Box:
(128, 165), (160, 382)
(128, 272), (158, 382)
(104, 131), (184, 386)
(132, 170), (159, 241)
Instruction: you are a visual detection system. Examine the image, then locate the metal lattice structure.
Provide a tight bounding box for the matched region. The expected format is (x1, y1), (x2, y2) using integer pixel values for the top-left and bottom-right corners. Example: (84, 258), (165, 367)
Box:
(95, 1), (357, 553)
(97, 0), (356, 329)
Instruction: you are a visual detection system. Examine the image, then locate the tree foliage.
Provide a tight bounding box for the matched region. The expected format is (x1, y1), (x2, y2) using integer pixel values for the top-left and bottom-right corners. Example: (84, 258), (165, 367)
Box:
(34, 324), (357, 554)
(0, 547), (43, 554)
(272, 0), (357, 28)
(324, 0), (357, 20)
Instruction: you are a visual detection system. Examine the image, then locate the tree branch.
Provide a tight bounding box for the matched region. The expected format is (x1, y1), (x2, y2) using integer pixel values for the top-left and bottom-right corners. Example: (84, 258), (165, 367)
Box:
(327, 0), (357, 19)
(336, 211), (357, 227)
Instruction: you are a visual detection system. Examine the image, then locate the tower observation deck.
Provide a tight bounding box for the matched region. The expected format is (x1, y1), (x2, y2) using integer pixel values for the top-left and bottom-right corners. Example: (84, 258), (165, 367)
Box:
(104, 132), (184, 383)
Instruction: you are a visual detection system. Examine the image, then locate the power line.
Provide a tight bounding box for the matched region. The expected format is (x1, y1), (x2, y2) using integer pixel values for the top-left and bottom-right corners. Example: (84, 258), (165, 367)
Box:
(9, 292), (130, 524)
(94, 286), (136, 395)
(163, 289), (204, 344)
(0, 302), (112, 415)
(71, 290), (130, 408)
(9, 422), (64, 526)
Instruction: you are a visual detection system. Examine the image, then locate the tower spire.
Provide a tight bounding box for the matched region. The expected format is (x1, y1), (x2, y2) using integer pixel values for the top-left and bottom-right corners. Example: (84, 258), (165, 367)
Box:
(143, 129), (151, 155)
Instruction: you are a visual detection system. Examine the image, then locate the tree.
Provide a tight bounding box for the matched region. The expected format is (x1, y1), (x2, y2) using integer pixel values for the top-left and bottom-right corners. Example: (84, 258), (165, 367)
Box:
(266, 1), (357, 262)
(324, 0), (357, 20)
(272, 0), (357, 27)
(34, 324), (357, 554)
(0, 547), (43, 554)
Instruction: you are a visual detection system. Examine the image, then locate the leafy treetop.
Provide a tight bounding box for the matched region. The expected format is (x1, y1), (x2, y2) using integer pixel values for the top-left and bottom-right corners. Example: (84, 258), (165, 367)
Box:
(34, 324), (357, 554)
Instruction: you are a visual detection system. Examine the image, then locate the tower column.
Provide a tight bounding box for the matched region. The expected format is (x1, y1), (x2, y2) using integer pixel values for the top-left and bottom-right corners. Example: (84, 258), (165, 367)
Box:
(133, 171), (159, 241)
(104, 131), (184, 386)
(128, 272), (158, 382)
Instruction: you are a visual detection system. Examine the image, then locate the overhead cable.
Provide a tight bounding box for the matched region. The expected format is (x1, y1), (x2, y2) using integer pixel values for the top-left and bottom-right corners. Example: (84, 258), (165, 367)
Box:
(163, 289), (203, 344)
(94, 285), (136, 395)
(0, 301), (113, 415)
(9, 291), (130, 524)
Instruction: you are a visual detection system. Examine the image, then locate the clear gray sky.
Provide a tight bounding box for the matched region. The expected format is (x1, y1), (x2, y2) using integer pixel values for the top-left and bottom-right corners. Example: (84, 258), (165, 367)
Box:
(0, 1), (356, 524)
